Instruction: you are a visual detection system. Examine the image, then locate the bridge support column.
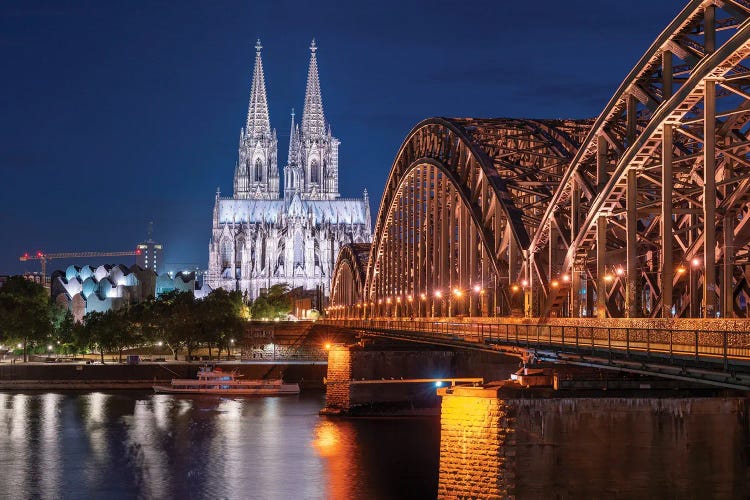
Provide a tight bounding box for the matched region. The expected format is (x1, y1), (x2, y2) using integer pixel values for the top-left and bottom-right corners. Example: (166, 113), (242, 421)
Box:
(596, 215), (607, 318)
(661, 124), (673, 318)
(704, 80), (717, 318)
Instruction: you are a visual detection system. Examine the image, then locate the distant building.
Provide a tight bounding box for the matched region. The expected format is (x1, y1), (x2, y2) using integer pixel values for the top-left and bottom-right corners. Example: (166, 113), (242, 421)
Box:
(206, 40), (371, 301)
(51, 264), (157, 322)
(136, 223), (163, 274)
(155, 271), (197, 297)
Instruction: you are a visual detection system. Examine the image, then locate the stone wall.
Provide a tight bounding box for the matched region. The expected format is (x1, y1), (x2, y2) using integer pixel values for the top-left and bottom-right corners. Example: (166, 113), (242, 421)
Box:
(437, 385), (749, 498)
(323, 345), (352, 412)
(437, 386), (515, 499)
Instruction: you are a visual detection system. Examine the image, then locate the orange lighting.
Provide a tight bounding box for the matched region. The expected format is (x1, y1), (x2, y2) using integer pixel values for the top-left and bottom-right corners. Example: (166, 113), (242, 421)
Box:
(407, 295), (413, 302)
(615, 267), (624, 277)
(604, 274), (614, 282)
(324, 343), (331, 350)
(521, 279), (528, 287)
(562, 274), (570, 283)
(434, 290), (443, 299)
(396, 296), (401, 303)
(420, 293), (427, 301)
(550, 280), (559, 288)
(453, 288), (463, 297)
(473, 284), (481, 293)
(386, 297), (392, 304)
(511, 285), (520, 292)
(691, 257), (701, 268)
(677, 266), (686, 274)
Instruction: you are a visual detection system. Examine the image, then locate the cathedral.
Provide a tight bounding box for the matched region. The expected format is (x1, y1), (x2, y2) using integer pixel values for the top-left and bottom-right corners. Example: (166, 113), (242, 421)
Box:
(206, 40), (372, 301)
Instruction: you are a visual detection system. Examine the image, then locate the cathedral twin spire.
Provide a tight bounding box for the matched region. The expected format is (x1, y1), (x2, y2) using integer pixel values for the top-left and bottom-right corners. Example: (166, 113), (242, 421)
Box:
(234, 39), (339, 201)
(246, 39), (271, 138)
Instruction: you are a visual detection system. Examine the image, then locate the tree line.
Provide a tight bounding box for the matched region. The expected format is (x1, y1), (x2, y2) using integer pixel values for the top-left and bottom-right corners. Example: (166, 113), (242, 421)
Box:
(0, 276), (295, 362)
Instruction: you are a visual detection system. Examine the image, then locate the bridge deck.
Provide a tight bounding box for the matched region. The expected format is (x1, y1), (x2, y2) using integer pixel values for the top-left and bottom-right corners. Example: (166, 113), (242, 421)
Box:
(321, 319), (750, 390)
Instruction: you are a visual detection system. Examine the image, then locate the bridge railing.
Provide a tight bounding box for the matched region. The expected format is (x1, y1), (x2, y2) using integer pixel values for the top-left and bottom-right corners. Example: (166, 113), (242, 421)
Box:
(320, 319), (750, 369)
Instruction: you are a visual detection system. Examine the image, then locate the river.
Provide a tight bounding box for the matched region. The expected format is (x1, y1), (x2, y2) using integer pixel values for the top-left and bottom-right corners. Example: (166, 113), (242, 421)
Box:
(0, 391), (439, 499)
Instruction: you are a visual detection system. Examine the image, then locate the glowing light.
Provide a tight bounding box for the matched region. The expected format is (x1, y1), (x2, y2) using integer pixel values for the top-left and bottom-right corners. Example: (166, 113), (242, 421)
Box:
(47, 345), (53, 351)
(615, 267), (625, 277)
(677, 266), (686, 274)
(550, 280), (559, 288)
(407, 295), (413, 302)
(604, 274), (614, 282)
(434, 290), (443, 299)
(435, 381), (443, 387)
(157, 341), (163, 347)
(473, 284), (481, 293)
(16, 343), (22, 349)
(562, 274), (570, 283)
(230, 339), (235, 344)
(378, 299), (382, 304)
(521, 279), (529, 287)
(453, 288), (463, 297)
(691, 257), (701, 268)
(512, 285), (520, 292)
(396, 297), (401, 303)
(324, 343), (331, 350)
(420, 293), (427, 301)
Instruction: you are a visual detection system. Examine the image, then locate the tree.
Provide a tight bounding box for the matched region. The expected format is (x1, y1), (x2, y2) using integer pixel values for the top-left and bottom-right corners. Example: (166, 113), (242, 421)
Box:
(250, 283), (292, 319)
(0, 276), (53, 362)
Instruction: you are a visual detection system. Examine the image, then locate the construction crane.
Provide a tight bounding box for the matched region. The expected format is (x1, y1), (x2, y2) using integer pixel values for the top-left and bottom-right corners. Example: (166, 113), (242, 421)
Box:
(19, 249), (142, 281)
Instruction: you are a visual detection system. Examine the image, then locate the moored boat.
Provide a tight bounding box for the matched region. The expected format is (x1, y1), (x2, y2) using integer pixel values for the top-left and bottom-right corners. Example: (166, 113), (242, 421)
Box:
(153, 365), (300, 395)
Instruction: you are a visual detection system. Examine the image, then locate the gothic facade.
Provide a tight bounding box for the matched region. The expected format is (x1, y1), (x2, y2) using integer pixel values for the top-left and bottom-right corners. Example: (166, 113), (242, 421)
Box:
(207, 40), (372, 300)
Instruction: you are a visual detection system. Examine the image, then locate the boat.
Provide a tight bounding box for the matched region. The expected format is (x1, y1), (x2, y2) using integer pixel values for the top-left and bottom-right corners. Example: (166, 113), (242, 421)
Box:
(153, 365), (300, 395)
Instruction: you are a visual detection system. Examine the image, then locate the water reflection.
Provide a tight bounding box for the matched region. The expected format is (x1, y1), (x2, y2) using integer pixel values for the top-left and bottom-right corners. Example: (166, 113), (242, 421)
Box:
(0, 391), (439, 499)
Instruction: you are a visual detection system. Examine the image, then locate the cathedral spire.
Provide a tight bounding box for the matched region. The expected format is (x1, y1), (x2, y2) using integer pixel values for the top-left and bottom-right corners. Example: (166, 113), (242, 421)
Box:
(288, 108), (296, 161)
(246, 38), (271, 137)
(301, 39), (326, 137)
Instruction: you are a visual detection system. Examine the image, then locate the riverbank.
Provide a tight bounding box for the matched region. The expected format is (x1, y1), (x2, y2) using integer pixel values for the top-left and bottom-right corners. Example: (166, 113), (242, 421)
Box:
(0, 362), (327, 390)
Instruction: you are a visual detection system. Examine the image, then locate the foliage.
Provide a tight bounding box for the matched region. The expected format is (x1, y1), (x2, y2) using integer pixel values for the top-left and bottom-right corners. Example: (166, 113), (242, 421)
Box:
(0, 276), (53, 361)
(250, 283), (292, 319)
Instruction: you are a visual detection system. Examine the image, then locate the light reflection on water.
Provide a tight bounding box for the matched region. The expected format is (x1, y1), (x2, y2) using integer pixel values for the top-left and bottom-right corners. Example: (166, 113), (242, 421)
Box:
(0, 391), (440, 499)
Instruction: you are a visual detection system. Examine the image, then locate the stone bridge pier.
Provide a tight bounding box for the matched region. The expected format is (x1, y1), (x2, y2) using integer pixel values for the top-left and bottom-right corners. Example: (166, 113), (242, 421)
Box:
(321, 341), (518, 416)
(437, 383), (748, 499)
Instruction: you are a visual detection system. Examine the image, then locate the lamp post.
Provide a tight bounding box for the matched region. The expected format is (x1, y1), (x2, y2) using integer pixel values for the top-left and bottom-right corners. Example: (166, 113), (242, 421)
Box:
(691, 256), (701, 317)
(434, 290), (443, 317)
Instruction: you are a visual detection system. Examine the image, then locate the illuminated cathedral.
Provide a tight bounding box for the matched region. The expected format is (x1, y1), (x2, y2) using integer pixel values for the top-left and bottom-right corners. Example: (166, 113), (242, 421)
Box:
(206, 40), (371, 300)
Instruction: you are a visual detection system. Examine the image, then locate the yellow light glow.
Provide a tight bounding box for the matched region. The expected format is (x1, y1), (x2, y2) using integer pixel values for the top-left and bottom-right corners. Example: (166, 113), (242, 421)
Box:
(511, 285), (520, 292)
(677, 266), (686, 274)
(324, 343), (331, 350)
(604, 274), (614, 282)
(473, 284), (481, 293)
(434, 290), (443, 298)
(453, 288), (463, 297)
(550, 280), (559, 288)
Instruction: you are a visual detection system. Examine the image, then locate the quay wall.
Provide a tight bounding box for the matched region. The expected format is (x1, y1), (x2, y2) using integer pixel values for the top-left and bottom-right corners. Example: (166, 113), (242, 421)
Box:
(0, 362), (327, 390)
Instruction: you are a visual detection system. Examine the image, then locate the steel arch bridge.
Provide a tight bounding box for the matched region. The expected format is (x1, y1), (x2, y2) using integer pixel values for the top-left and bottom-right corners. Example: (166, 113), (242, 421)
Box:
(331, 0), (750, 321)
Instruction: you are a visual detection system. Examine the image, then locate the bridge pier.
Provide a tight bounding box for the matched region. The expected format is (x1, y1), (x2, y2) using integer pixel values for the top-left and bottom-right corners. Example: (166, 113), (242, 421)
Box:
(321, 341), (517, 416)
(437, 382), (748, 499)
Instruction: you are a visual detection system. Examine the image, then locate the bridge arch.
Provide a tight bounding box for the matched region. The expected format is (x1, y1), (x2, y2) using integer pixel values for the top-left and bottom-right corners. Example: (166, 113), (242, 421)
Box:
(531, 0), (750, 319)
(330, 243), (371, 317)
(361, 118), (589, 317)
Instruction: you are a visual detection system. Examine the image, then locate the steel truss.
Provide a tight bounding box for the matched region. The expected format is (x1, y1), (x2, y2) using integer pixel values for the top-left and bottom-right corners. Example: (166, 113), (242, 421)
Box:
(331, 0), (750, 320)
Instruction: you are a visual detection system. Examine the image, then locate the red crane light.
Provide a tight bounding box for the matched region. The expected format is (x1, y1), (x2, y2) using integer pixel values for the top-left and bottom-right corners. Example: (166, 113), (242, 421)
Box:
(136, 249), (142, 255)
(37, 251), (43, 257)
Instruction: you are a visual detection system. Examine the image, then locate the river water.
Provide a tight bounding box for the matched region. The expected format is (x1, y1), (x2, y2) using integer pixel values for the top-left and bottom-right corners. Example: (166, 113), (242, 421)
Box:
(0, 391), (747, 499)
(0, 391), (439, 499)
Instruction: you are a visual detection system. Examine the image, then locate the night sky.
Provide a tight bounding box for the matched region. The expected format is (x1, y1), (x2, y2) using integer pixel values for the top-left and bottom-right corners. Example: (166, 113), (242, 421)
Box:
(1, 0), (687, 275)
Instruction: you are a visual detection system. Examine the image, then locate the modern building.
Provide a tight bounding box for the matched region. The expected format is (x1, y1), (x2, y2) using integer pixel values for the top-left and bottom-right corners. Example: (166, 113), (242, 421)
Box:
(136, 223), (163, 274)
(206, 40), (371, 300)
(50, 264), (197, 322)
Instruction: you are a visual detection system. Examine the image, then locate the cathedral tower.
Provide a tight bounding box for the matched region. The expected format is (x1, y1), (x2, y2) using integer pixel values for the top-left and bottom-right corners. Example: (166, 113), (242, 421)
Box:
(234, 39), (280, 199)
(286, 40), (339, 201)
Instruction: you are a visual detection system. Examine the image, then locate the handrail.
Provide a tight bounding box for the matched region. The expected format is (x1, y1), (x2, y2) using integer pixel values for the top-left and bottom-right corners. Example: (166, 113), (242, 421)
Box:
(319, 318), (750, 370)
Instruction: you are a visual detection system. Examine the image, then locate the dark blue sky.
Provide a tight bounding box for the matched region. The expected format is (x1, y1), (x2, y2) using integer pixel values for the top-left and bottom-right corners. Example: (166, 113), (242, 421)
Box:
(1, 0), (686, 275)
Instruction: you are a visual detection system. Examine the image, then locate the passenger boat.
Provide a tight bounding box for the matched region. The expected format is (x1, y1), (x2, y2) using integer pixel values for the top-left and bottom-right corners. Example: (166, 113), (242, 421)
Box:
(153, 366), (300, 395)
